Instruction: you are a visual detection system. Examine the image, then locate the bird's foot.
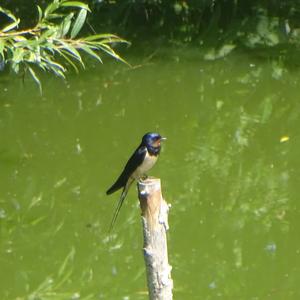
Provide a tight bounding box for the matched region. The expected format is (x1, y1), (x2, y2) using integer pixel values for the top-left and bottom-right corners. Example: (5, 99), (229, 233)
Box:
(140, 175), (148, 182)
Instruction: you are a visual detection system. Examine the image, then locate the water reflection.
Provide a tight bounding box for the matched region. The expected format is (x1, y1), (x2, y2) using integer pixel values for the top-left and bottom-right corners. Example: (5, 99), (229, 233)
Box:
(0, 49), (299, 299)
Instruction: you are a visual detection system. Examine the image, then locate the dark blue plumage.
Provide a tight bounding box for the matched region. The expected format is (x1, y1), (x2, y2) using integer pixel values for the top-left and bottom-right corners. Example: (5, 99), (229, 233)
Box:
(107, 132), (166, 231)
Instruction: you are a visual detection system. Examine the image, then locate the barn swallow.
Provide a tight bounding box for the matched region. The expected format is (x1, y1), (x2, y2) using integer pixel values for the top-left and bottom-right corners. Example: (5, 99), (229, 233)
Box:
(107, 132), (166, 231)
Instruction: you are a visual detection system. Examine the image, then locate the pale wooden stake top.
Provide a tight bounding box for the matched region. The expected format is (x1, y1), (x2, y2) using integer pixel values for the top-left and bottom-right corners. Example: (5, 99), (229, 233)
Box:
(137, 178), (173, 300)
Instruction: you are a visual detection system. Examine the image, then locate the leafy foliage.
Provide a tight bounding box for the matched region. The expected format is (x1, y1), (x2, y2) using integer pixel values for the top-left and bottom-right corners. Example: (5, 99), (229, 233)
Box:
(90, 0), (300, 51)
(0, 0), (128, 92)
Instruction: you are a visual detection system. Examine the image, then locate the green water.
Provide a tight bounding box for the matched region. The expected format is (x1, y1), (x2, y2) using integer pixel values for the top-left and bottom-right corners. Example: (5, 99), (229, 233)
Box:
(0, 48), (299, 299)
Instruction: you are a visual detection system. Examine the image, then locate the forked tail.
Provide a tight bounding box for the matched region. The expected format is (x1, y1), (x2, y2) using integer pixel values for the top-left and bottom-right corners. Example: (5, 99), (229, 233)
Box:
(109, 178), (134, 232)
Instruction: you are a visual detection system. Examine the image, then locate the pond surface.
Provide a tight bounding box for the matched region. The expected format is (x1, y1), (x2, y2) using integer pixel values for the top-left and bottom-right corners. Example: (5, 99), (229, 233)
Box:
(0, 47), (299, 299)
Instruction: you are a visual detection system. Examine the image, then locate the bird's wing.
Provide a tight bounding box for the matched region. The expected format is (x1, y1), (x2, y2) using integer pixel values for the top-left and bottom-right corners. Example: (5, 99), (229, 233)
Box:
(106, 145), (147, 195)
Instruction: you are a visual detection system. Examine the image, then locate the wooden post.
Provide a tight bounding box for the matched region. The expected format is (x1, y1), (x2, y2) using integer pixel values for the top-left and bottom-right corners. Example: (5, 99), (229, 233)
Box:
(137, 178), (173, 300)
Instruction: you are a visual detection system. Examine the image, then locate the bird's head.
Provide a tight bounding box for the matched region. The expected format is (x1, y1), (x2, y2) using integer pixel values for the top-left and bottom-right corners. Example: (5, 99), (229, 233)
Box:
(142, 132), (166, 154)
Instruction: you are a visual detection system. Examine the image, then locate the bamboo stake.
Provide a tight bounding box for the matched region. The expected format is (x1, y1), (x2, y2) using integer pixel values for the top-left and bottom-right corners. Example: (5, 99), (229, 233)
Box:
(137, 178), (173, 300)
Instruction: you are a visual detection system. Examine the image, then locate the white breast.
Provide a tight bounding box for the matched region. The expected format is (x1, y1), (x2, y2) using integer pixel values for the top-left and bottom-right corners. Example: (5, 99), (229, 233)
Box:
(132, 151), (158, 179)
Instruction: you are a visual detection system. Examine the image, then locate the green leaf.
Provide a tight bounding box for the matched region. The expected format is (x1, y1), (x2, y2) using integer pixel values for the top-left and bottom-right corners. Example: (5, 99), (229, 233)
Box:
(28, 66), (42, 94)
(12, 35), (27, 42)
(41, 57), (65, 72)
(11, 61), (19, 74)
(45, 13), (65, 20)
(97, 43), (129, 65)
(39, 27), (57, 41)
(0, 39), (5, 58)
(0, 2), (127, 92)
(0, 7), (17, 22)
(14, 37), (37, 49)
(71, 8), (87, 38)
(1, 18), (20, 33)
(39, 61), (48, 72)
(27, 52), (37, 63)
(40, 57), (66, 78)
(83, 33), (121, 42)
(55, 39), (83, 64)
(55, 48), (79, 72)
(59, 12), (74, 37)
(44, 2), (60, 18)
(60, 1), (90, 12)
(37, 5), (43, 22)
(80, 44), (102, 63)
(12, 47), (26, 63)
(62, 20), (72, 37)
(49, 66), (66, 78)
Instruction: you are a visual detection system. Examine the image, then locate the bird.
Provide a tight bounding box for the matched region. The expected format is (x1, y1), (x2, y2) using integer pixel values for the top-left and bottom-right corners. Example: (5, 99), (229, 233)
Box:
(106, 132), (166, 231)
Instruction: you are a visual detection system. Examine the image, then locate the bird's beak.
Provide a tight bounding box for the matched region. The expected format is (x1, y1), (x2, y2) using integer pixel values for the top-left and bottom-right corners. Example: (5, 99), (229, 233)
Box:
(160, 137), (167, 141)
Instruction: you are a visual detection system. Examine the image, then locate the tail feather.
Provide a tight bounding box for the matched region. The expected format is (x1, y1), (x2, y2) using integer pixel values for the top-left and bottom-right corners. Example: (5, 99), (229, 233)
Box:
(109, 188), (127, 232)
(109, 178), (134, 232)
